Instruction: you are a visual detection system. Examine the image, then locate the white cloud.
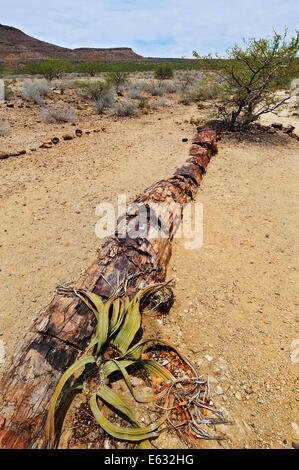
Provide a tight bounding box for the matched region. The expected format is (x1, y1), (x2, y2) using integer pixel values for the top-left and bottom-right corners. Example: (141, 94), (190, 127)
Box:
(2, 0), (298, 57)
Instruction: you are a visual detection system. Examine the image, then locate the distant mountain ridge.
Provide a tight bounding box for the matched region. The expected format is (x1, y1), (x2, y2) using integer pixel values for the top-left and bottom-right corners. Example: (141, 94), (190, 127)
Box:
(0, 24), (143, 64)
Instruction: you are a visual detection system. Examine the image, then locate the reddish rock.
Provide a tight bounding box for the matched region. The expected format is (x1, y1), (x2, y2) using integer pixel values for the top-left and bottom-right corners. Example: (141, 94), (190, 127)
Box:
(75, 129), (83, 137)
(62, 134), (73, 141)
(11, 150), (26, 156)
(39, 142), (52, 149)
(283, 124), (295, 134)
(271, 122), (283, 130)
(286, 125), (295, 134)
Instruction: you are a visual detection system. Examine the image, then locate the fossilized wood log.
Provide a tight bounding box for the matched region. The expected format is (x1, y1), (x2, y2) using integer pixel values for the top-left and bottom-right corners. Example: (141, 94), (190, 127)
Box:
(0, 130), (217, 449)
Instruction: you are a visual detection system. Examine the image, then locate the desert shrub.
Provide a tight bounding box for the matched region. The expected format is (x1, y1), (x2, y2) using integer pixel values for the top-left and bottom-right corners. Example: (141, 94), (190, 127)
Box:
(177, 81), (224, 105)
(4, 80), (14, 100)
(127, 81), (144, 91)
(178, 93), (194, 105)
(136, 96), (151, 114)
(77, 81), (111, 101)
(142, 81), (165, 96)
(137, 96), (150, 109)
(161, 82), (177, 94)
(193, 29), (299, 129)
(143, 71), (153, 79)
(156, 97), (168, 106)
(106, 69), (128, 92)
(127, 88), (145, 100)
(40, 104), (77, 123)
(52, 81), (69, 94)
(21, 80), (50, 105)
(0, 115), (11, 136)
(109, 100), (138, 117)
(191, 82), (224, 101)
(151, 97), (168, 109)
(154, 65), (174, 80)
(176, 70), (197, 92)
(95, 91), (116, 114)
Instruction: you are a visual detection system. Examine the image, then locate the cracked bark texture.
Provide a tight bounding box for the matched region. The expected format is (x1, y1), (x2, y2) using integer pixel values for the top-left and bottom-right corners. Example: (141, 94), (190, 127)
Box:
(0, 129), (217, 448)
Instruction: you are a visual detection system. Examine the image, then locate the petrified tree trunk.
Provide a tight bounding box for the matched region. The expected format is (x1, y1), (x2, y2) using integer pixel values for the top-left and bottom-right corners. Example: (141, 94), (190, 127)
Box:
(0, 129), (217, 449)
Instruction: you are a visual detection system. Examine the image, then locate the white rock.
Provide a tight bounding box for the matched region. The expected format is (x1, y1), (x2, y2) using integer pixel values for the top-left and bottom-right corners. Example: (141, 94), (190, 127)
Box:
(0, 79), (4, 102)
(205, 354), (213, 362)
(104, 439), (110, 449)
(291, 422), (299, 440)
(216, 385), (223, 395)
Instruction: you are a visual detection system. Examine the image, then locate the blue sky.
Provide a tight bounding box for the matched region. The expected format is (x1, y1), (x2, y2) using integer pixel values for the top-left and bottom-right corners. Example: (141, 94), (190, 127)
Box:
(2, 0), (298, 57)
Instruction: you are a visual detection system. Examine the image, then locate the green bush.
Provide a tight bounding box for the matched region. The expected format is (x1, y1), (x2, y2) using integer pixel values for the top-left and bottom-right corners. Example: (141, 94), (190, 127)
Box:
(78, 62), (101, 76)
(137, 96), (149, 109)
(76, 81), (111, 101)
(154, 65), (174, 80)
(193, 29), (299, 129)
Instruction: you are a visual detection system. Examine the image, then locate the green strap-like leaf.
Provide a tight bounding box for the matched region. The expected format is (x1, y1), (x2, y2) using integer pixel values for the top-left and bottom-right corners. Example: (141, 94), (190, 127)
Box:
(97, 385), (137, 424)
(97, 385), (152, 449)
(109, 297), (121, 334)
(102, 359), (135, 378)
(112, 284), (166, 354)
(110, 295), (129, 337)
(141, 359), (174, 382)
(89, 395), (165, 441)
(112, 297), (141, 354)
(96, 298), (111, 354)
(75, 290), (104, 322)
(45, 355), (96, 448)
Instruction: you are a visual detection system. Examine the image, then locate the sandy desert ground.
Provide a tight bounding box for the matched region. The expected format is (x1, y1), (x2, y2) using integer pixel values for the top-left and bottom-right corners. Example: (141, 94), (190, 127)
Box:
(0, 77), (298, 449)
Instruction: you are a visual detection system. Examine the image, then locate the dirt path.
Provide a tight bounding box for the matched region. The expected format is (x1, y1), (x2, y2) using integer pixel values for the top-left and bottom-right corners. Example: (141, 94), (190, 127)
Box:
(0, 98), (298, 449)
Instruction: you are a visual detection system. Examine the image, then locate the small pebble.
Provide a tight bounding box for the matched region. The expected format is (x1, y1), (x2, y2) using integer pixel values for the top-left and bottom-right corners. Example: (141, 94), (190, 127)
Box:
(205, 354), (213, 362)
